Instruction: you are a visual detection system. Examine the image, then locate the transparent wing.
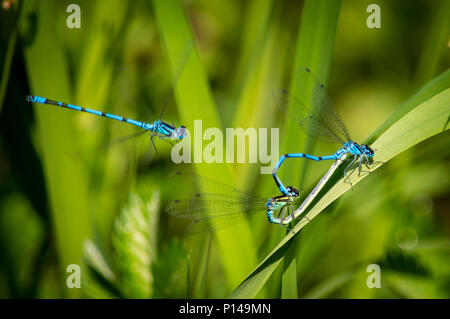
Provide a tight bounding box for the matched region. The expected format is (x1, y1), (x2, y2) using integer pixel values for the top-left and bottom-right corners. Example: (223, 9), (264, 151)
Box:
(166, 171), (268, 233)
(168, 171), (267, 203)
(185, 214), (248, 235)
(273, 67), (351, 144)
(166, 197), (268, 218)
(167, 200), (267, 234)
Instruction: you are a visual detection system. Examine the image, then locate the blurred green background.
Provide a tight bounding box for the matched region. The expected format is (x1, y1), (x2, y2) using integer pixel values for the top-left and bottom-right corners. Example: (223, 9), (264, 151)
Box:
(0, 0), (448, 298)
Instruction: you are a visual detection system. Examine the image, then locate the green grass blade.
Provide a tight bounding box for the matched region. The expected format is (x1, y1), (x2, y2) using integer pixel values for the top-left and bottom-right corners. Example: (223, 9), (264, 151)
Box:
(414, 0), (450, 88)
(230, 86), (450, 298)
(20, 0), (91, 297)
(278, 0), (341, 298)
(367, 68), (450, 143)
(231, 0), (274, 95)
(151, 0), (220, 130)
(229, 236), (296, 298)
(281, 240), (298, 299)
(83, 240), (117, 283)
(151, 0), (258, 289)
(282, 0), (341, 186)
(303, 270), (356, 298)
(82, 240), (122, 298)
(230, 8), (290, 191)
(75, 0), (129, 105)
(0, 2), (21, 112)
(192, 236), (211, 298)
(71, 0), (130, 246)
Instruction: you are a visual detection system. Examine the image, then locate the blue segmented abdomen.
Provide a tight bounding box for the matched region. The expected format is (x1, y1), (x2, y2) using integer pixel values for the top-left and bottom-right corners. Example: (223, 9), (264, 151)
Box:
(267, 211), (278, 224)
(26, 95), (155, 131)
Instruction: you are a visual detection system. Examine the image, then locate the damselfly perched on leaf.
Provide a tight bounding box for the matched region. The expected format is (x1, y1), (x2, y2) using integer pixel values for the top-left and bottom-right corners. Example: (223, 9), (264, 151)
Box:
(166, 171), (302, 234)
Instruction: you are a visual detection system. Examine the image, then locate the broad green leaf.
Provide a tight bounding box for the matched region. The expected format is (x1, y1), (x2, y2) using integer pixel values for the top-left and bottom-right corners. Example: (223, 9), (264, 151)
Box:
(367, 68), (450, 143)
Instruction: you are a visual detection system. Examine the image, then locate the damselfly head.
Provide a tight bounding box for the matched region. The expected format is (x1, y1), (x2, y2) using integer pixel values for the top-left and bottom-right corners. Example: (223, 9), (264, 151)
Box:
(172, 126), (187, 141)
(286, 186), (300, 198)
(362, 144), (375, 157)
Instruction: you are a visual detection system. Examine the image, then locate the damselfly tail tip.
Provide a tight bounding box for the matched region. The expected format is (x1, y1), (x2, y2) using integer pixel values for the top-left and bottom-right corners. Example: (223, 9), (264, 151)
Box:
(25, 95), (33, 102)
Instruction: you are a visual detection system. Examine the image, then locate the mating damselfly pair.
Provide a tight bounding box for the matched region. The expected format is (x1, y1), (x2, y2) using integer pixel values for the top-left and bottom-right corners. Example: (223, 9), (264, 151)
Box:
(166, 68), (379, 235)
